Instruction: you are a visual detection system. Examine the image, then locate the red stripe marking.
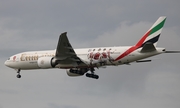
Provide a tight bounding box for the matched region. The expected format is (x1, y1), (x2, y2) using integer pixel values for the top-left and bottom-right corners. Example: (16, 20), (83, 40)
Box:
(114, 46), (138, 61)
(114, 30), (151, 61)
(136, 30), (151, 47)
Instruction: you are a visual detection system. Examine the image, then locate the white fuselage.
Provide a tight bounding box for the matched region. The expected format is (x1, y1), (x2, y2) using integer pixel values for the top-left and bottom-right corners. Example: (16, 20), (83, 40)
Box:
(4, 46), (165, 70)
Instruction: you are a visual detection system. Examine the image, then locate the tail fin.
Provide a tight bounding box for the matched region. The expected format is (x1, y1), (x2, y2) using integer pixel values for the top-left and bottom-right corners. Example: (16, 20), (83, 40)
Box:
(136, 16), (166, 48)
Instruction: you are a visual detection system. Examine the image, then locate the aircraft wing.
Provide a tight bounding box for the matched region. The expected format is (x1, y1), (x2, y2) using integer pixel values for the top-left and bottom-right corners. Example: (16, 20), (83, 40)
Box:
(55, 32), (86, 67)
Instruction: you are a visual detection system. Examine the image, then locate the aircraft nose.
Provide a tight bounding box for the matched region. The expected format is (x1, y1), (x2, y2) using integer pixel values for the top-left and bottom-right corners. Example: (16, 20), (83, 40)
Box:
(4, 60), (10, 67)
(4, 60), (8, 66)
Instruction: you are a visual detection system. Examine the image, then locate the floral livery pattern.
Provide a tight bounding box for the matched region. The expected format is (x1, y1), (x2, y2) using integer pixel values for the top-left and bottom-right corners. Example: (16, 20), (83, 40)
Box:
(87, 49), (112, 65)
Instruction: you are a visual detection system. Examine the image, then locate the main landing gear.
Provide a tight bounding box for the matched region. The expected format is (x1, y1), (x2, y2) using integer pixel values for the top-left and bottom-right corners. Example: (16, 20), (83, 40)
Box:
(16, 69), (21, 78)
(86, 68), (99, 79)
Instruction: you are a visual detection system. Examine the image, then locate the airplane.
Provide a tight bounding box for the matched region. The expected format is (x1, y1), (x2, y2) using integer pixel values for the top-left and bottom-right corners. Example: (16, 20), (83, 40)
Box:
(4, 16), (180, 79)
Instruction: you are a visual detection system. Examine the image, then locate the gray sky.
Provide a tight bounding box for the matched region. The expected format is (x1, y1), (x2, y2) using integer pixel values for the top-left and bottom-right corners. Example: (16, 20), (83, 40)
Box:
(0, 0), (180, 108)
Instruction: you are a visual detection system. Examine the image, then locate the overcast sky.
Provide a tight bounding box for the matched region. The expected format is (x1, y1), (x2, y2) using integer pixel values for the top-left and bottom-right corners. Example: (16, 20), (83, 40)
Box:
(0, 0), (180, 108)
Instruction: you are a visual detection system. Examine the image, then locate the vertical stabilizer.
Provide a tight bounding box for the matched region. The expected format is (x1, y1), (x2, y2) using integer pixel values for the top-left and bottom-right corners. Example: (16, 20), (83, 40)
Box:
(136, 16), (166, 47)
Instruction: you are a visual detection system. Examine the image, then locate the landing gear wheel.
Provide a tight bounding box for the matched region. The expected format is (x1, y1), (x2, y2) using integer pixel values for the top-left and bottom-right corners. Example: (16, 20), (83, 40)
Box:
(92, 74), (99, 79)
(17, 74), (21, 78)
(86, 73), (91, 77)
(86, 73), (99, 79)
(16, 69), (21, 78)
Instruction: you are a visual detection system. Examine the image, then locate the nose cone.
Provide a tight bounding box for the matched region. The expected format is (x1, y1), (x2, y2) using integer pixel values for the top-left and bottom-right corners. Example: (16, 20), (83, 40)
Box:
(4, 60), (9, 67)
(4, 60), (12, 68)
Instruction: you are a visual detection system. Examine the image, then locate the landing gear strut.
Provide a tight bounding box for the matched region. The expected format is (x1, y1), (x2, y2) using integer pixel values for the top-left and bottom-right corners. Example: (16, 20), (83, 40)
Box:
(86, 68), (99, 79)
(16, 69), (21, 78)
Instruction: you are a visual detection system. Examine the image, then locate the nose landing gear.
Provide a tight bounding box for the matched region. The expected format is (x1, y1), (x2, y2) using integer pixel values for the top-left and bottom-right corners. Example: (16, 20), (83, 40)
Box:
(16, 69), (21, 78)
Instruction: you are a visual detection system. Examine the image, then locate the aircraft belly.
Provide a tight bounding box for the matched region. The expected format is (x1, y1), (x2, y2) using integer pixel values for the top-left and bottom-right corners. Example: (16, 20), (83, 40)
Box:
(126, 51), (160, 63)
(19, 61), (39, 69)
(56, 63), (88, 69)
(112, 51), (161, 64)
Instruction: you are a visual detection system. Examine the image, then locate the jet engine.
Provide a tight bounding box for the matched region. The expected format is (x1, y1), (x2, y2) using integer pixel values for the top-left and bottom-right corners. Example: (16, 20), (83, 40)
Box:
(37, 57), (57, 69)
(66, 68), (88, 76)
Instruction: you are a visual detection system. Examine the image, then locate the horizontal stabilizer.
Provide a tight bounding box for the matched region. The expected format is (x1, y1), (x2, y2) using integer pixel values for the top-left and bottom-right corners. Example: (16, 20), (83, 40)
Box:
(136, 60), (152, 63)
(165, 51), (180, 53)
(140, 42), (156, 53)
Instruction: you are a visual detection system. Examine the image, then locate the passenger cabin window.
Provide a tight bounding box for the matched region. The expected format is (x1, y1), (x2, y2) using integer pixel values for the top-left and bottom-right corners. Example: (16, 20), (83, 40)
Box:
(88, 49), (92, 52)
(22, 54), (54, 61)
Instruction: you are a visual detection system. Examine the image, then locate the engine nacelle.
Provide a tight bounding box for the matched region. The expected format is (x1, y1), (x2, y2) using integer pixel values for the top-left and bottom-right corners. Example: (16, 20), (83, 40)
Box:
(37, 57), (56, 69)
(66, 68), (88, 76)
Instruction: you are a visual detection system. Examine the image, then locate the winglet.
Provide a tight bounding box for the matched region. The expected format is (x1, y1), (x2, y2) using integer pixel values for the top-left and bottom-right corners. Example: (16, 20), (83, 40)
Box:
(136, 16), (167, 48)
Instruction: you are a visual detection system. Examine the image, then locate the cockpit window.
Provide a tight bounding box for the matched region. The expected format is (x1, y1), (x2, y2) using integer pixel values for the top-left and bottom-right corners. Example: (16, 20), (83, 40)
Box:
(8, 58), (10, 60)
